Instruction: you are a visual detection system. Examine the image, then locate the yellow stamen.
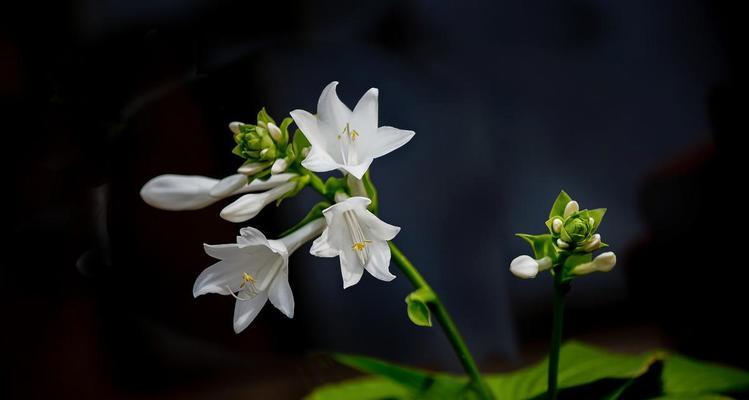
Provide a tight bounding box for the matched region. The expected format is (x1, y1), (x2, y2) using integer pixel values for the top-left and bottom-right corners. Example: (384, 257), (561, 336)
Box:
(239, 272), (256, 288)
(352, 240), (372, 251)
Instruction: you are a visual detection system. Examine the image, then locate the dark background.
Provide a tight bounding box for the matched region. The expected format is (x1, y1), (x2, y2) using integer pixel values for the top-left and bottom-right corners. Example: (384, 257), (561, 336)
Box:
(2, 0), (746, 398)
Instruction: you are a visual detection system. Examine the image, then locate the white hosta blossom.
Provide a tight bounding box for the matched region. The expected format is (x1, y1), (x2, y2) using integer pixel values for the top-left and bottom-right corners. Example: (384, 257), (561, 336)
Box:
(140, 173), (296, 211)
(510, 255), (552, 279)
(219, 181), (296, 223)
(193, 218), (325, 333)
(310, 196), (400, 288)
(290, 81), (415, 180)
(572, 252), (617, 276)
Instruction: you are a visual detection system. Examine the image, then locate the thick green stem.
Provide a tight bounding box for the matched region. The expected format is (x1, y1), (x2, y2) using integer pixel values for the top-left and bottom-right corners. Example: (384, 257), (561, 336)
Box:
(547, 266), (570, 400)
(389, 242), (494, 400)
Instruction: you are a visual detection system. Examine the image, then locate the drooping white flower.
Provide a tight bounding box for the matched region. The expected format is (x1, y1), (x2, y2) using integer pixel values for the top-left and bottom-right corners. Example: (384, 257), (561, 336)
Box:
(310, 196), (400, 288)
(193, 218), (325, 333)
(219, 181), (296, 223)
(290, 81), (415, 179)
(140, 173), (296, 211)
(510, 255), (552, 279)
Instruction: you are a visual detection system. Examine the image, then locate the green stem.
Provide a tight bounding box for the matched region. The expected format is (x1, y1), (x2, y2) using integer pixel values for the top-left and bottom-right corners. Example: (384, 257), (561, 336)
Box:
(389, 242), (494, 400)
(547, 265), (570, 400)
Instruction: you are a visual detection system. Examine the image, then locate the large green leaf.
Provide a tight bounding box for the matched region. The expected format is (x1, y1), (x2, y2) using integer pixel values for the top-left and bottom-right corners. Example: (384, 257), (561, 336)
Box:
(306, 376), (410, 400)
(663, 354), (749, 396)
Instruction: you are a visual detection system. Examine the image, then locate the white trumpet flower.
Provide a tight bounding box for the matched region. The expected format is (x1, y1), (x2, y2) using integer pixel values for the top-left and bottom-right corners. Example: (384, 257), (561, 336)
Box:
(220, 181), (296, 223)
(510, 255), (552, 279)
(193, 219), (325, 333)
(140, 173), (296, 211)
(310, 196), (400, 288)
(290, 81), (415, 180)
(572, 252), (617, 275)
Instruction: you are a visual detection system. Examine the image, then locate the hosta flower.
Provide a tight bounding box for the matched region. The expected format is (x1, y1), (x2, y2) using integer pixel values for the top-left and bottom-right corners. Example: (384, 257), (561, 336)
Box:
(310, 196), (400, 288)
(510, 255), (552, 279)
(290, 81), (415, 179)
(193, 219), (325, 333)
(140, 173), (296, 211)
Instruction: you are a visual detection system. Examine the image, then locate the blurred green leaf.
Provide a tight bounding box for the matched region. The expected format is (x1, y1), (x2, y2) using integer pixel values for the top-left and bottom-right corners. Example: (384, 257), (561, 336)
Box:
(662, 354), (749, 396)
(306, 376), (410, 400)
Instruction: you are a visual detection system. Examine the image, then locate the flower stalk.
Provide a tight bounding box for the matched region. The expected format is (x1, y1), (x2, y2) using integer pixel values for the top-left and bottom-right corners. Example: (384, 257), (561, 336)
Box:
(547, 256), (570, 400)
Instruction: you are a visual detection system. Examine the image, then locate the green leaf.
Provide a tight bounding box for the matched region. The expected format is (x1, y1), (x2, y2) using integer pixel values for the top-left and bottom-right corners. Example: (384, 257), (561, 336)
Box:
(292, 128), (312, 162)
(278, 201), (330, 238)
(515, 234), (557, 261)
(663, 354), (749, 396)
(651, 396), (733, 400)
(405, 288), (436, 327)
(486, 341), (663, 400)
(256, 107), (276, 126)
(332, 354), (468, 399)
(588, 208), (607, 232)
(305, 376), (410, 400)
(549, 190), (572, 219)
(279, 117), (293, 148)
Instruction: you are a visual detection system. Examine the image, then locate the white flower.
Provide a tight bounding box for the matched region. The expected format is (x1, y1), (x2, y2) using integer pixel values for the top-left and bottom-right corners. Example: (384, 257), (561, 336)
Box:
(290, 81), (415, 179)
(193, 218), (325, 333)
(219, 181), (296, 223)
(310, 196), (400, 288)
(510, 255), (552, 279)
(140, 173), (296, 211)
(571, 252), (617, 275)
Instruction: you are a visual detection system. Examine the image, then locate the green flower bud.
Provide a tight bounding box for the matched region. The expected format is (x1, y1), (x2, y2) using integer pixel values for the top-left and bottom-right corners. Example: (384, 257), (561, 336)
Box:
(561, 212), (593, 244)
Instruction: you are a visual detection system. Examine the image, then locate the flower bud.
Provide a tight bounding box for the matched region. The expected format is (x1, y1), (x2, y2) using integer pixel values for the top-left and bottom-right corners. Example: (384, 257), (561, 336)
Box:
(238, 162), (269, 176)
(271, 158), (288, 175)
(563, 200), (579, 218)
(552, 218), (563, 233)
(572, 251), (617, 275)
(267, 122), (283, 143)
(582, 234), (601, 252)
(557, 239), (570, 249)
(510, 255), (540, 279)
(563, 215), (592, 243)
(229, 121), (243, 135)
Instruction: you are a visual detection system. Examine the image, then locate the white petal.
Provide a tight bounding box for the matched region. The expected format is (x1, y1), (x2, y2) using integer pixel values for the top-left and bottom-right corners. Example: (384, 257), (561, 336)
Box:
(356, 209), (400, 241)
(233, 292), (269, 333)
(209, 174), (247, 197)
(339, 247), (364, 289)
(140, 175), (218, 210)
(364, 126), (415, 159)
(363, 241), (396, 282)
(350, 88), (378, 138)
(510, 255), (539, 279)
(236, 226), (271, 248)
(322, 196), (371, 217)
(289, 109), (323, 148)
(316, 81), (351, 133)
(340, 159), (373, 180)
(301, 146), (341, 173)
(203, 243), (243, 260)
(237, 173), (296, 194)
(268, 274), (294, 318)
(310, 228), (339, 257)
(193, 259), (244, 297)
(220, 193), (266, 222)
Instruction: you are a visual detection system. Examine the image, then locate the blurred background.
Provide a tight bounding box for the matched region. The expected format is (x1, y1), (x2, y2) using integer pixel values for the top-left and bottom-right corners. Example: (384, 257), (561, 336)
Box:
(2, 0), (746, 398)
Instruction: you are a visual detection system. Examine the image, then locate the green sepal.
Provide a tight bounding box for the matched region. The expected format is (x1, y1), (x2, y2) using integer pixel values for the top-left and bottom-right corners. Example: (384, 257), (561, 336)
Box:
(278, 201), (330, 238)
(405, 287), (435, 327)
(278, 117), (293, 148)
(275, 175), (310, 206)
(516, 233), (557, 261)
(324, 176), (346, 197)
(362, 171), (379, 214)
(588, 208), (607, 232)
(292, 128), (312, 163)
(256, 107), (276, 126)
(549, 190), (572, 219)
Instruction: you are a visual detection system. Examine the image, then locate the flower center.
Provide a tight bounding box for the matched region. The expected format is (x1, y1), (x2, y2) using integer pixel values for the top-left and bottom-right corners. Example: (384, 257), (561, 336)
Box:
(228, 257), (284, 301)
(336, 123), (359, 165)
(343, 209), (371, 266)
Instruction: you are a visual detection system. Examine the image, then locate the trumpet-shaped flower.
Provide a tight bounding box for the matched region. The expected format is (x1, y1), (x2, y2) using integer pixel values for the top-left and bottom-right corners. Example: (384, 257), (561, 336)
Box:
(193, 218), (325, 333)
(290, 81), (415, 179)
(310, 197), (400, 288)
(140, 173), (296, 211)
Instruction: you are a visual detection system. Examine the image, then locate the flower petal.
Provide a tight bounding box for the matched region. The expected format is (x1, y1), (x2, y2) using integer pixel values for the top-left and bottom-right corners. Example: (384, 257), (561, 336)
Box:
(322, 196), (372, 217)
(209, 174), (247, 197)
(236, 173), (297, 194)
(233, 292), (269, 333)
(310, 228), (339, 257)
(363, 241), (396, 282)
(140, 175), (218, 210)
(340, 159), (373, 180)
(236, 227), (271, 248)
(350, 88), (378, 138)
(289, 109), (323, 148)
(193, 259), (244, 297)
(220, 193), (266, 222)
(317, 81), (351, 133)
(268, 273), (294, 318)
(203, 243), (243, 260)
(365, 126), (416, 159)
(356, 209), (401, 241)
(301, 146), (341, 173)
(339, 247), (364, 289)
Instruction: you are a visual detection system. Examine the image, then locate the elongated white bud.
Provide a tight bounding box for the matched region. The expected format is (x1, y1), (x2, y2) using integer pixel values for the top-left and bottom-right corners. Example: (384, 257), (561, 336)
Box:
(237, 162), (267, 175)
(220, 182), (296, 223)
(552, 218), (563, 233)
(210, 174), (247, 197)
(572, 251), (617, 275)
(536, 256), (552, 271)
(557, 239), (570, 249)
(563, 200), (579, 218)
(229, 121), (243, 135)
(271, 158), (289, 175)
(582, 234), (601, 252)
(267, 122), (282, 142)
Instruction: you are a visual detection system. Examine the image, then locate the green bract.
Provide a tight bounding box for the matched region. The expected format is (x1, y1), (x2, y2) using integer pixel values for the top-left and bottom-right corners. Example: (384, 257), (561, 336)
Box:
(544, 191), (607, 250)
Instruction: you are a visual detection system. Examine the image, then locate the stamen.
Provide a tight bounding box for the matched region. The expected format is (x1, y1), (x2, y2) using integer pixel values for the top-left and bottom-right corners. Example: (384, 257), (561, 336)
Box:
(229, 272), (259, 301)
(343, 210), (370, 266)
(352, 240), (372, 251)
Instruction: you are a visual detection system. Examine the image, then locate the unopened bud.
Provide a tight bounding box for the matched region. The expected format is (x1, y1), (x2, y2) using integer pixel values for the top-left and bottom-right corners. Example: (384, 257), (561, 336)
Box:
(301, 147), (310, 158)
(237, 162), (267, 176)
(510, 255), (540, 279)
(589, 217), (595, 226)
(582, 234), (601, 252)
(557, 239), (570, 249)
(563, 200), (579, 218)
(271, 158), (288, 175)
(267, 122), (282, 143)
(229, 121), (243, 135)
(552, 218), (563, 233)
(572, 251), (617, 275)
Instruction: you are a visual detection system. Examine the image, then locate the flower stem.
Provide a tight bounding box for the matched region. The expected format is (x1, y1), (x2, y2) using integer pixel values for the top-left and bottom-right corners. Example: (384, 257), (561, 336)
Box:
(547, 265), (570, 400)
(389, 242), (494, 400)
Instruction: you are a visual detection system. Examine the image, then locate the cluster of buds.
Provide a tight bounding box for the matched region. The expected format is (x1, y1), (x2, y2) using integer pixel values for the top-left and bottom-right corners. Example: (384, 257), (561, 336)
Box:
(230, 108), (306, 181)
(511, 191), (616, 280)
